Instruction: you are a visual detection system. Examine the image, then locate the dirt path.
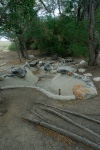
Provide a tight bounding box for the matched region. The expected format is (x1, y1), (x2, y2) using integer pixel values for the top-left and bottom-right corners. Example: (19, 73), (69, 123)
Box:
(0, 88), (100, 150)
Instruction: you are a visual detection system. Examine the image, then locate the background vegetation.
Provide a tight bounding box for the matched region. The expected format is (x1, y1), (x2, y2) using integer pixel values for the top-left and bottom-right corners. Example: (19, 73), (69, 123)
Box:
(0, 0), (100, 65)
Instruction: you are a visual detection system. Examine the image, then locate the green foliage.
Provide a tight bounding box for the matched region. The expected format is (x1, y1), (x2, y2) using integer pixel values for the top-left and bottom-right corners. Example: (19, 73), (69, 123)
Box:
(1, 0), (100, 60)
(34, 16), (88, 57)
(8, 43), (16, 51)
(30, 43), (37, 49)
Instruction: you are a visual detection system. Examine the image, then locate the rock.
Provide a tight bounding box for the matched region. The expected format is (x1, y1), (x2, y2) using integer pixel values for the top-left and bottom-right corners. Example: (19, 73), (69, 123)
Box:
(68, 72), (73, 76)
(57, 66), (77, 74)
(79, 60), (88, 67)
(29, 61), (38, 67)
(83, 73), (92, 77)
(73, 73), (82, 79)
(93, 77), (100, 81)
(78, 68), (86, 73)
(29, 55), (34, 59)
(87, 81), (94, 87)
(39, 61), (43, 66)
(44, 63), (52, 71)
(82, 76), (91, 82)
(65, 58), (73, 63)
(10, 67), (27, 78)
(73, 84), (98, 99)
(0, 76), (4, 81)
(0, 63), (6, 67)
(51, 70), (57, 74)
(51, 54), (58, 60)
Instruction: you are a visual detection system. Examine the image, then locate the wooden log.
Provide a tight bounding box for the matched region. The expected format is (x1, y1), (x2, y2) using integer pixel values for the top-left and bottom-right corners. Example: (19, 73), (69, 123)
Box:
(42, 107), (100, 138)
(34, 102), (100, 124)
(23, 115), (100, 150)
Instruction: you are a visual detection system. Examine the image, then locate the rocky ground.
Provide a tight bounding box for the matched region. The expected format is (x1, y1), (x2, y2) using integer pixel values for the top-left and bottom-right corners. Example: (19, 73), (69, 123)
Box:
(0, 46), (100, 150)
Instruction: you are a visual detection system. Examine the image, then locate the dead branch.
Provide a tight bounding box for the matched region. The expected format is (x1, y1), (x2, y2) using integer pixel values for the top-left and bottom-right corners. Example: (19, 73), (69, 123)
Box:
(23, 115), (100, 150)
(34, 102), (100, 124)
(41, 107), (100, 139)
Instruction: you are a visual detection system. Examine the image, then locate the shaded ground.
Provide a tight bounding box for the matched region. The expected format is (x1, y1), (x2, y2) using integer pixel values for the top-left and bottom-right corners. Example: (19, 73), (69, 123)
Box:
(0, 47), (100, 150)
(0, 88), (97, 150)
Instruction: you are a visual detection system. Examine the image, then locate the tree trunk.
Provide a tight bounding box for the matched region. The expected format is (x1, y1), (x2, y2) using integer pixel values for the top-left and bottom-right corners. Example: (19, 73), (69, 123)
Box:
(83, 0), (100, 66)
(88, 0), (96, 65)
(17, 35), (29, 59)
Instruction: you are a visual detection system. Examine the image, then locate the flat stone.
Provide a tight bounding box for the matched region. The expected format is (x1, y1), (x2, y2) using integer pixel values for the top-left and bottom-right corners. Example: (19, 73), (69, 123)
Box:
(73, 84), (98, 99)
(93, 77), (100, 81)
(78, 68), (86, 73)
(57, 66), (77, 74)
(65, 58), (73, 63)
(29, 61), (38, 67)
(84, 73), (92, 77)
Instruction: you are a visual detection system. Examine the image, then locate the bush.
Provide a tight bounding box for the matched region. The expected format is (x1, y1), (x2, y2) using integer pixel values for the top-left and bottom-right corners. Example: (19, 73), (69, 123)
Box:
(8, 43), (16, 51)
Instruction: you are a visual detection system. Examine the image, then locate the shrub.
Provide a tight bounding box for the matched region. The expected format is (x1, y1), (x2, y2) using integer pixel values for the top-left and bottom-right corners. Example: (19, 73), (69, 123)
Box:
(8, 43), (16, 51)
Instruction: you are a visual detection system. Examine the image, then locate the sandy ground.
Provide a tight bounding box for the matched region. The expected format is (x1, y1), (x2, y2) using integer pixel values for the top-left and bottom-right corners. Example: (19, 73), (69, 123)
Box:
(0, 47), (100, 150)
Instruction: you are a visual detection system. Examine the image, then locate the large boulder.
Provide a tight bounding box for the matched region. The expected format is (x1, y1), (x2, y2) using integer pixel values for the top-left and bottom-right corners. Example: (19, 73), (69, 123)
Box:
(73, 84), (98, 99)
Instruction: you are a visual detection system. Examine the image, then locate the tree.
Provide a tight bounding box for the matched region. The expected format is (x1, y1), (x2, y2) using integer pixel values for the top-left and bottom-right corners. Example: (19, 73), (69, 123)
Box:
(0, 0), (35, 59)
(82, 0), (100, 65)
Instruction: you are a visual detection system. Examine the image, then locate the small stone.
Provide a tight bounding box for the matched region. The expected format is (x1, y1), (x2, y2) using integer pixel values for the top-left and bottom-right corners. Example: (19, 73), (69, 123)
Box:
(82, 76), (90, 82)
(73, 73), (81, 79)
(79, 60), (88, 67)
(73, 84), (98, 99)
(93, 77), (100, 81)
(0, 63), (6, 67)
(29, 55), (34, 59)
(29, 61), (38, 67)
(83, 73), (92, 77)
(44, 63), (52, 71)
(78, 68), (86, 73)
(57, 66), (77, 74)
(39, 61), (43, 66)
(0, 76), (4, 81)
(68, 72), (73, 76)
(65, 58), (73, 63)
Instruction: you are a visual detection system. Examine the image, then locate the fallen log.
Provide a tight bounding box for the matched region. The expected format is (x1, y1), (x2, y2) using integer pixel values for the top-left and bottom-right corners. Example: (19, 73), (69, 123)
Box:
(34, 102), (100, 124)
(42, 107), (100, 139)
(23, 115), (100, 150)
